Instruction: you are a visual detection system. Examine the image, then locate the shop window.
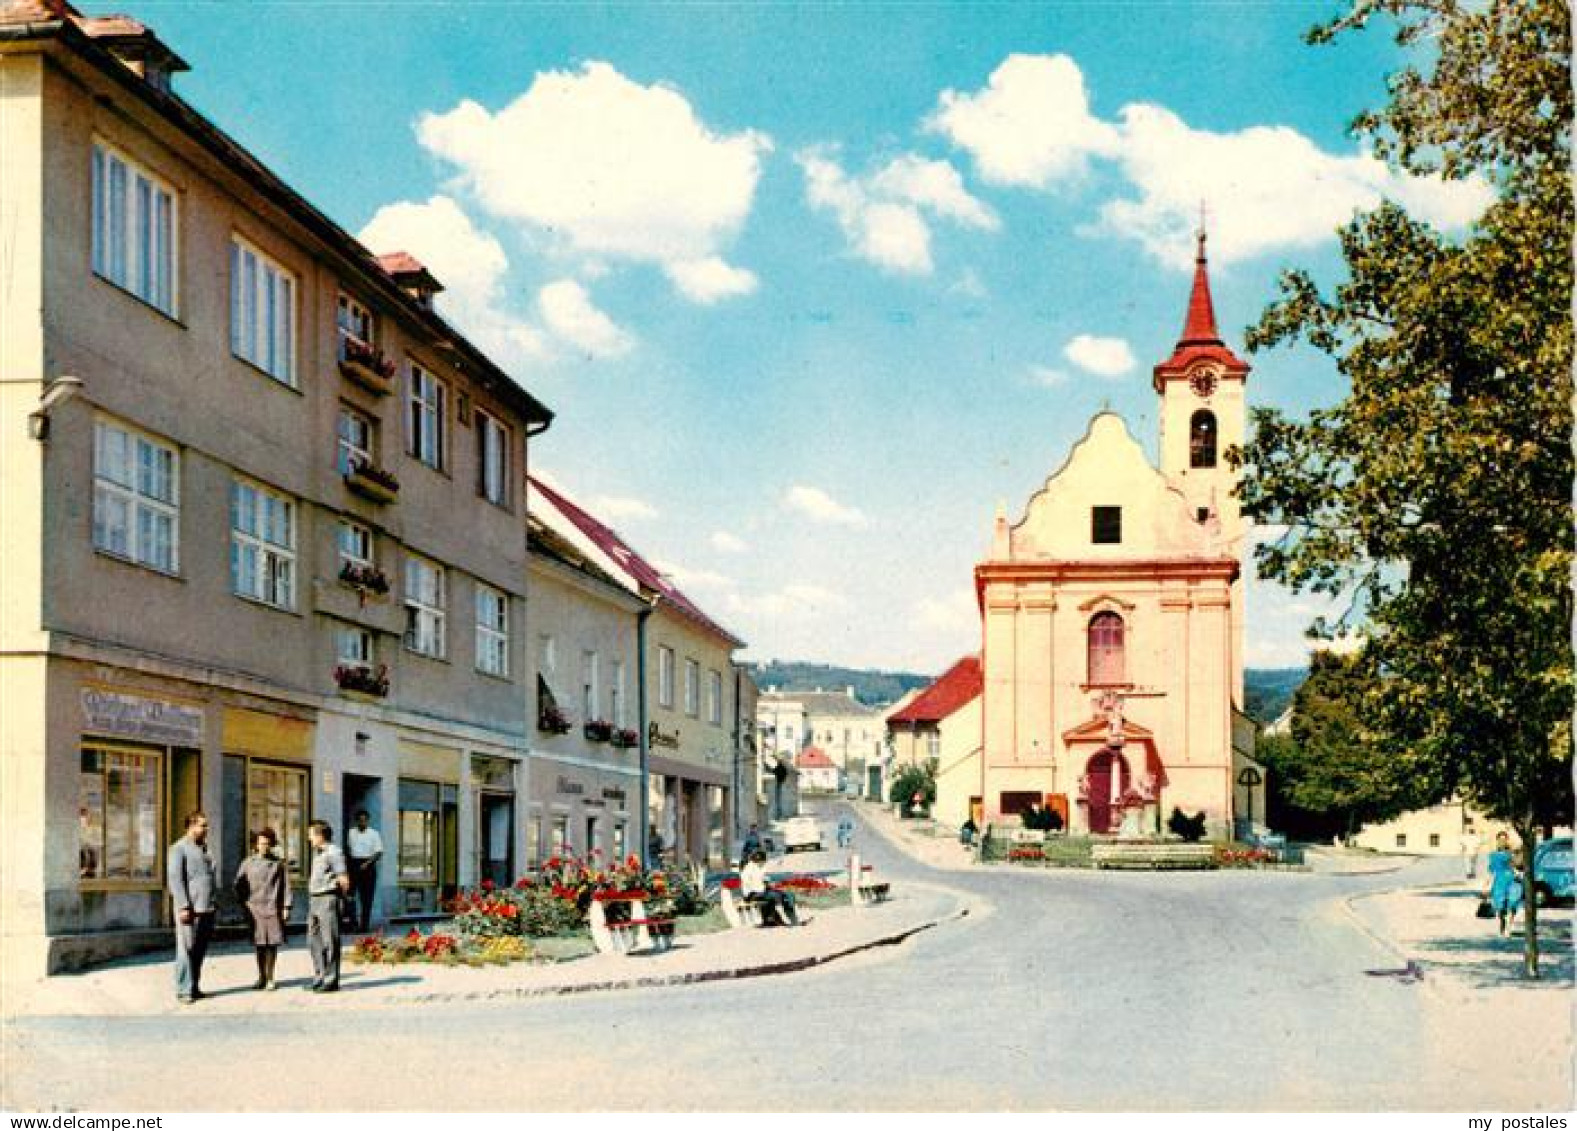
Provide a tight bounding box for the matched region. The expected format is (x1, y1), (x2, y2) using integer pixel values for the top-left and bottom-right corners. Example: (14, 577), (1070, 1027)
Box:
(1087, 612), (1126, 686)
(551, 815), (569, 856)
(612, 822), (626, 861)
(78, 746), (162, 884)
(246, 761), (308, 883)
(585, 816), (599, 857)
(526, 815), (541, 869)
(398, 779), (440, 884)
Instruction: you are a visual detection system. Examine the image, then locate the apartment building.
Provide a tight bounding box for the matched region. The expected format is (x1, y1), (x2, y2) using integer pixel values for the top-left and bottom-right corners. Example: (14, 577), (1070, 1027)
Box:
(0, 3), (551, 975)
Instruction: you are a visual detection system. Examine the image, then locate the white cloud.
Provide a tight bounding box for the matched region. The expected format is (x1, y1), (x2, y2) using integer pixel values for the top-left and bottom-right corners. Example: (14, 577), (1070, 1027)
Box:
(417, 61), (771, 302)
(710, 531), (749, 554)
(664, 256), (759, 304)
(585, 493), (657, 522)
(654, 560), (734, 591)
(538, 280), (634, 358)
(1028, 365), (1070, 387)
(950, 268), (988, 299)
(799, 151), (997, 276)
(1062, 334), (1136, 378)
(782, 484), (868, 527)
(728, 584), (850, 620)
(927, 53), (1120, 188)
(359, 194), (546, 363)
(915, 589), (979, 635)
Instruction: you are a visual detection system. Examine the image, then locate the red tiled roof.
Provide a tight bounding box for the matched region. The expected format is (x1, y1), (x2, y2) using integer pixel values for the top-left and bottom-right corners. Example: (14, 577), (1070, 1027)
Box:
(1152, 230), (1249, 387)
(528, 475), (745, 649)
(0, 1), (72, 27)
(376, 251), (426, 276)
(796, 747), (835, 769)
(888, 655), (981, 725)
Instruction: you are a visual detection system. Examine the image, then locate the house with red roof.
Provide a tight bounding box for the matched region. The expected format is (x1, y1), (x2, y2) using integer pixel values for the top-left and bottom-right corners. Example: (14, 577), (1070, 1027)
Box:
(886, 655), (983, 829)
(794, 745), (841, 794)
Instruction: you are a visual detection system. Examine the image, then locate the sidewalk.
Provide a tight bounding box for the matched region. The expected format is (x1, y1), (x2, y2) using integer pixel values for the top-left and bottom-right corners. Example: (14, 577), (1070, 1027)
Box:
(2, 879), (970, 1018)
(858, 801), (979, 872)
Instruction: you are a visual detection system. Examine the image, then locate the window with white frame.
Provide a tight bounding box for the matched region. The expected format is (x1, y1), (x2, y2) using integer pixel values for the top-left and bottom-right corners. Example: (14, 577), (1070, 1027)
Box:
(403, 555), (445, 658)
(475, 409), (510, 507)
(475, 584), (509, 677)
(336, 520), (372, 569)
(611, 660), (626, 728)
(93, 419), (178, 573)
(407, 363), (446, 469)
(230, 479), (295, 609)
(658, 646), (675, 709)
(582, 651), (600, 720)
(92, 143), (177, 315)
(336, 406), (372, 476)
(230, 238), (295, 385)
(538, 634), (557, 676)
(336, 626), (373, 669)
(684, 658), (699, 717)
(707, 669), (723, 726)
(336, 292), (373, 354)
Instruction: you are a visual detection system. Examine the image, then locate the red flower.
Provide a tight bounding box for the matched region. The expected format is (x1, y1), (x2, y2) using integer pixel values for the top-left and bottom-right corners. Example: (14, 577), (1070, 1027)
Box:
(481, 879), (495, 892)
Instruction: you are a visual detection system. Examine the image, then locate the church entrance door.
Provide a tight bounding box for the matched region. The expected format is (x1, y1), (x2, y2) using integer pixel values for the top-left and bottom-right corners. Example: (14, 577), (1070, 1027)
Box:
(1085, 749), (1131, 834)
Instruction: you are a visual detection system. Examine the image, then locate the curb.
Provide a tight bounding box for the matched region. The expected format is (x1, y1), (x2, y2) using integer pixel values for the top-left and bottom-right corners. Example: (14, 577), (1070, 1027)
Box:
(1339, 882), (1459, 1005)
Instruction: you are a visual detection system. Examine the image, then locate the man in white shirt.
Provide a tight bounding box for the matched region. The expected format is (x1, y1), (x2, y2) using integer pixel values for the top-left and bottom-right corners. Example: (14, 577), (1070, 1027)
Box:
(741, 850), (799, 927)
(346, 809), (384, 932)
(1459, 826), (1481, 880)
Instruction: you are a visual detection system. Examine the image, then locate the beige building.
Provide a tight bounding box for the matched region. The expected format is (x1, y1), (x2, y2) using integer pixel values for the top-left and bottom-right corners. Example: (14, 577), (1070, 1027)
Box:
(757, 687), (883, 782)
(1353, 800), (1520, 856)
(886, 655), (983, 830)
(975, 234), (1260, 838)
(0, 5), (551, 974)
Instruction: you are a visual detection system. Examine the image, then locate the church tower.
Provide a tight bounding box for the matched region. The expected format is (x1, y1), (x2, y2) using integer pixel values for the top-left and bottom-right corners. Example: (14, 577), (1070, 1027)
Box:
(1153, 228), (1250, 698)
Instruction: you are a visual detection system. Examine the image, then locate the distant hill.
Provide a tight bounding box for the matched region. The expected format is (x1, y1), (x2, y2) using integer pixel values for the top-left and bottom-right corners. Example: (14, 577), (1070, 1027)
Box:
(1244, 667), (1308, 726)
(748, 661), (933, 708)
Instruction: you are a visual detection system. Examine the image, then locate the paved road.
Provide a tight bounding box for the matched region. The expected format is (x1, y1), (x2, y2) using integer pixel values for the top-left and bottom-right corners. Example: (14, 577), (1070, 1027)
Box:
(0, 805), (1508, 1111)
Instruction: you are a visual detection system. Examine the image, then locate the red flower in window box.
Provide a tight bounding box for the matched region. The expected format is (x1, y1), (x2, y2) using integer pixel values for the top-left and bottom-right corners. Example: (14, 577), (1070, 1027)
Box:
(582, 719), (614, 743)
(338, 560), (390, 596)
(334, 663), (389, 697)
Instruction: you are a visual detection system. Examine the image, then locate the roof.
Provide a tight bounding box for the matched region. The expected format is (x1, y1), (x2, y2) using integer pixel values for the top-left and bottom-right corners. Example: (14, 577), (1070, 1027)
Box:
(376, 252), (444, 295)
(796, 747), (836, 769)
(1152, 229), (1250, 389)
(0, 4), (551, 429)
(759, 689), (881, 717)
(887, 655), (982, 726)
(527, 512), (643, 607)
(528, 475), (745, 649)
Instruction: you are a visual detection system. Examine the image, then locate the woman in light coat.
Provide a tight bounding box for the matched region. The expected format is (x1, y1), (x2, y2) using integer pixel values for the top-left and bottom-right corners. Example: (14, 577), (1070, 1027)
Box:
(235, 828), (290, 990)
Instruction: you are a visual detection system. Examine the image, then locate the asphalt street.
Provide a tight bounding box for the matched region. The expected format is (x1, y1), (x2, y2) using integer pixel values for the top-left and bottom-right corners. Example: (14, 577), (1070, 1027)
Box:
(1, 805), (1506, 1112)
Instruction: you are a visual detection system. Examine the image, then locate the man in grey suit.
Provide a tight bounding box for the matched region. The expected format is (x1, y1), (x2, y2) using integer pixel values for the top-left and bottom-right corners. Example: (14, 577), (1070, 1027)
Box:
(306, 820), (350, 992)
(167, 811), (218, 1004)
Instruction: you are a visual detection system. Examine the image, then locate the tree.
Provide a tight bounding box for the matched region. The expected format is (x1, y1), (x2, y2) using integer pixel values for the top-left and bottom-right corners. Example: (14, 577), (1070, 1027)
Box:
(1234, 0), (1572, 977)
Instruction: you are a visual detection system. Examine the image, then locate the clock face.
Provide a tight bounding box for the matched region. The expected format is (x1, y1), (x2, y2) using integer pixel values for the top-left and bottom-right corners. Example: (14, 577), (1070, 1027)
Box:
(1189, 368), (1218, 398)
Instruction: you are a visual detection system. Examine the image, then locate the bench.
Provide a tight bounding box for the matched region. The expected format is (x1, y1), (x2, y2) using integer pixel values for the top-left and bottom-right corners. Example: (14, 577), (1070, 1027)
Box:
(849, 860), (891, 906)
(1091, 842), (1218, 871)
(589, 891), (677, 954)
(718, 883), (766, 929)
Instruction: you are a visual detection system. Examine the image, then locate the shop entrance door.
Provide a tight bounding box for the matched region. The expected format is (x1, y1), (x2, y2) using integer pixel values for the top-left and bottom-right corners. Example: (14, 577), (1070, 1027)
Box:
(479, 791), (514, 887)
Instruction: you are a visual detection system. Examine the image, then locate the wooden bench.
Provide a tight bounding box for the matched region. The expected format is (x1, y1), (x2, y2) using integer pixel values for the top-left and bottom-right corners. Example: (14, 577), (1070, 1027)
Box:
(589, 891), (677, 954)
(1091, 842), (1218, 871)
(850, 860), (891, 906)
(718, 883), (765, 929)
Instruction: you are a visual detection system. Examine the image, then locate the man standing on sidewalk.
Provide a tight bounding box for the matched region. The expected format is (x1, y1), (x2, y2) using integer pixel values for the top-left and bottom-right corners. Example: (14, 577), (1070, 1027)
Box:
(306, 821), (350, 992)
(167, 811), (218, 1005)
(1460, 825), (1481, 880)
(346, 809), (383, 933)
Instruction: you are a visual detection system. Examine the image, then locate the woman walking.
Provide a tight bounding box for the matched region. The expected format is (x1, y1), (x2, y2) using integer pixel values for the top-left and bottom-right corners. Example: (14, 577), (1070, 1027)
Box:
(235, 828), (291, 989)
(1484, 831), (1524, 936)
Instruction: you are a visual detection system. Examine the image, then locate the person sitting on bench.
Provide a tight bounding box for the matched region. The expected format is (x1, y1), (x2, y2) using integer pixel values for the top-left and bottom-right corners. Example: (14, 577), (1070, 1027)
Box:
(740, 850), (799, 927)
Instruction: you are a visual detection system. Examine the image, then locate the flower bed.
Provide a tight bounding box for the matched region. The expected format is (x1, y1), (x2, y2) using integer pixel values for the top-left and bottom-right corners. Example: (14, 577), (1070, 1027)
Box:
(1008, 845), (1046, 863)
(350, 928), (533, 966)
(1214, 845), (1278, 868)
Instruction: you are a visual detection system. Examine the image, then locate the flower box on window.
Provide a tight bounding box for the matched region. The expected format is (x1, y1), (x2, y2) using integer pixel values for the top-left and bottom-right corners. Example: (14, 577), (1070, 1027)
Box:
(338, 560), (390, 598)
(610, 727), (640, 749)
(335, 663), (389, 698)
(538, 704), (572, 735)
(583, 719), (613, 743)
(345, 456), (400, 504)
(339, 336), (397, 395)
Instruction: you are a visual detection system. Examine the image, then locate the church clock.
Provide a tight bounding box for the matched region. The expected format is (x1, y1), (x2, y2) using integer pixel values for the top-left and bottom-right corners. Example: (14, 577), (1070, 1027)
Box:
(1188, 367), (1218, 398)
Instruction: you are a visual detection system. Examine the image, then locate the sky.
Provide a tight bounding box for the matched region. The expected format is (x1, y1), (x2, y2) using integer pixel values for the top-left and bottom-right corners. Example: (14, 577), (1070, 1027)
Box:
(132, 1), (1489, 675)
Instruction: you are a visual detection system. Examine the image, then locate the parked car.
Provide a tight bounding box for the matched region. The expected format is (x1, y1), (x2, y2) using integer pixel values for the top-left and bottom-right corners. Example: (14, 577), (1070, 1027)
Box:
(781, 816), (822, 853)
(1533, 836), (1573, 906)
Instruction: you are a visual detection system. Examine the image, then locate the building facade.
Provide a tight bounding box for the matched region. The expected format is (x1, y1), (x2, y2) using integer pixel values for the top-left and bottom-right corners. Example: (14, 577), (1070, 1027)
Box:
(975, 234), (1259, 838)
(0, 6), (551, 975)
(887, 655), (983, 830)
(756, 688), (883, 779)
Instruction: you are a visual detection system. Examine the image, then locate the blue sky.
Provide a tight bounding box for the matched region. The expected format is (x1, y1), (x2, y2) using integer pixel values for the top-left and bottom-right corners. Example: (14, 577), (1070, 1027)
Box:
(136, 2), (1488, 674)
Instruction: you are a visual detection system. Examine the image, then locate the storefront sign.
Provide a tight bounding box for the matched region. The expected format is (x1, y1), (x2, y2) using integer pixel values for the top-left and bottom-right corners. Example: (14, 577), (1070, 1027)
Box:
(556, 776), (585, 796)
(647, 722), (680, 750)
(82, 689), (203, 746)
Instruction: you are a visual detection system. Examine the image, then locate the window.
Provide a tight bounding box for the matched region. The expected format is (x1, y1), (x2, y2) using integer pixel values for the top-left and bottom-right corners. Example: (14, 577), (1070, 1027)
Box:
(476, 409), (511, 507)
(538, 634), (557, 675)
(475, 585), (509, 677)
(399, 779), (440, 883)
(926, 732), (941, 760)
(336, 293), (373, 353)
(336, 520), (372, 569)
(337, 406), (372, 476)
(1092, 506), (1122, 545)
(684, 658), (700, 717)
(611, 660), (626, 728)
(91, 143), (176, 315)
(78, 746), (161, 884)
(582, 651), (600, 719)
(526, 815), (541, 869)
(708, 670), (723, 726)
(551, 816), (569, 856)
(404, 556), (446, 658)
(1190, 410), (1218, 469)
(93, 420), (178, 573)
(230, 238), (295, 385)
(1396, 834), (1408, 848)
(658, 646), (675, 709)
(1087, 612), (1125, 686)
(246, 761), (307, 882)
(336, 626), (372, 668)
(612, 823), (625, 861)
(408, 363), (446, 469)
(230, 480), (295, 609)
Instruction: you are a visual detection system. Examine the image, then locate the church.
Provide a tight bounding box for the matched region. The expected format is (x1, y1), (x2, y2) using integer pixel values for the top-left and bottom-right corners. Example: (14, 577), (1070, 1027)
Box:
(972, 232), (1263, 839)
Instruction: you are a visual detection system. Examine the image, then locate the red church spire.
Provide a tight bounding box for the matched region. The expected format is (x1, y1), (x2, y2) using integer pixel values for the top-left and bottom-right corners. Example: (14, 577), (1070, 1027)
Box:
(1178, 228), (1221, 346)
(1151, 218), (1250, 392)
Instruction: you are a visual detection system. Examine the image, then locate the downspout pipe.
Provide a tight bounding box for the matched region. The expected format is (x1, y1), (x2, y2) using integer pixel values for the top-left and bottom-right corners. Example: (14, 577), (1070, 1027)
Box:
(637, 595), (660, 871)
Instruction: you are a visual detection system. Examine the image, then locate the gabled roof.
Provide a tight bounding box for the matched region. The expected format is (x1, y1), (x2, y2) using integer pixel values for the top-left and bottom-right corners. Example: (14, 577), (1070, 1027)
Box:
(888, 655), (981, 726)
(527, 511), (642, 608)
(759, 690), (881, 718)
(796, 746), (836, 769)
(528, 475), (745, 649)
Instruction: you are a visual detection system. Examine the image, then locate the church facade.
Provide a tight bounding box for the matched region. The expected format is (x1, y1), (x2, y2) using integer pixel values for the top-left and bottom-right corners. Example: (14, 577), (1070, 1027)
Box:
(974, 234), (1262, 838)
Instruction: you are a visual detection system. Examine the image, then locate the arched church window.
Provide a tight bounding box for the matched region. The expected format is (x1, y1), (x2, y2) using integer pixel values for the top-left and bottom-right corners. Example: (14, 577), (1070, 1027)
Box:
(1190, 410), (1217, 469)
(1088, 612), (1125, 686)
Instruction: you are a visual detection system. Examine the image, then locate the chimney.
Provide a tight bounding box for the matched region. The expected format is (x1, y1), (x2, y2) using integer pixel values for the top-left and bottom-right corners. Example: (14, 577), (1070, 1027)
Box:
(77, 15), (189, 95)
(375, 252), (445, 312)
